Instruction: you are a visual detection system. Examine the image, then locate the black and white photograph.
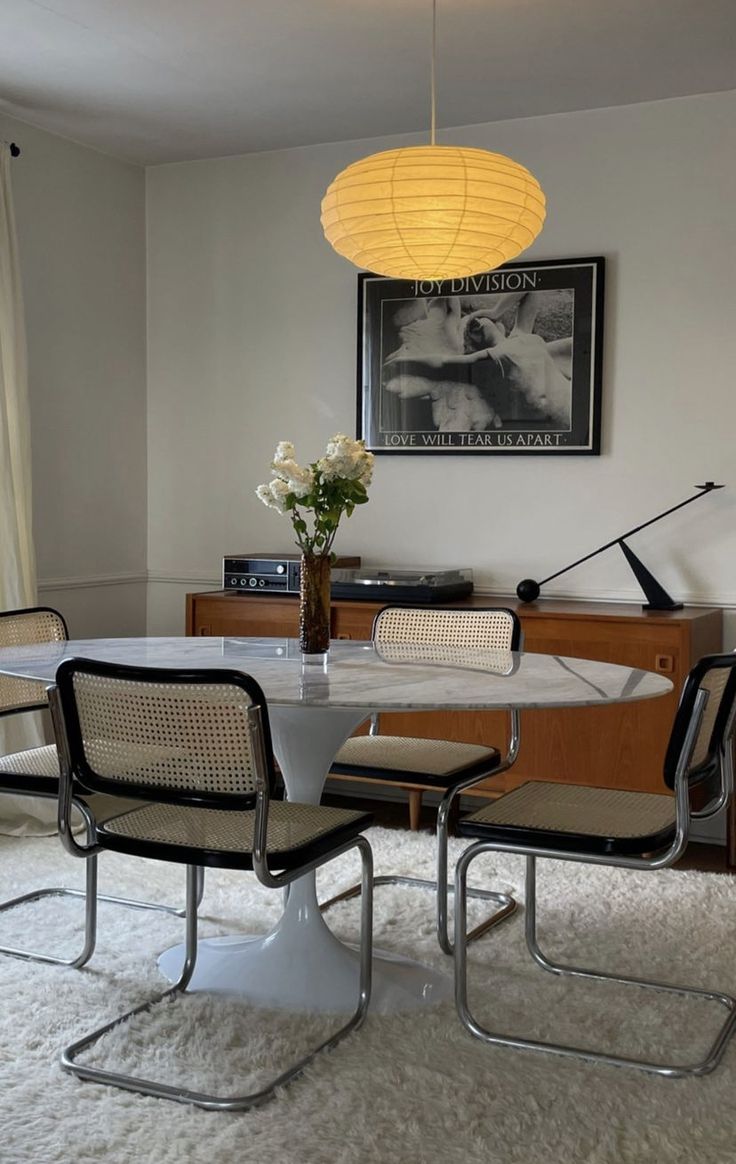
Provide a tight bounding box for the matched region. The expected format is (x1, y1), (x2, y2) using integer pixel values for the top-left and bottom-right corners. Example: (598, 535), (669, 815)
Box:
(357, 257), (605, 454)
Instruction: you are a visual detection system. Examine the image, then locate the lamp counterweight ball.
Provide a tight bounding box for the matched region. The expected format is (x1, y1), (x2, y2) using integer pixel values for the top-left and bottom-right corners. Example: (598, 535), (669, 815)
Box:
(516, 579), (541, 603)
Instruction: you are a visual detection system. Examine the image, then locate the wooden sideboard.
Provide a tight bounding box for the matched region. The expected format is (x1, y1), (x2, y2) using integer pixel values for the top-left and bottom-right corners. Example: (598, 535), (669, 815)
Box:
(186, 590), (723, 804)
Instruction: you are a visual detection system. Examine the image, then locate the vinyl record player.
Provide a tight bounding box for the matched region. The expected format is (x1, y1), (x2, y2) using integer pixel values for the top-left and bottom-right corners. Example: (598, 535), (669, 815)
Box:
(330, 567), (473, 603)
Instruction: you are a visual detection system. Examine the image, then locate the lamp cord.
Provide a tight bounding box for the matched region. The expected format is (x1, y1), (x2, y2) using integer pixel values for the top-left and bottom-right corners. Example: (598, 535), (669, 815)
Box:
(430, 0), (437, 146)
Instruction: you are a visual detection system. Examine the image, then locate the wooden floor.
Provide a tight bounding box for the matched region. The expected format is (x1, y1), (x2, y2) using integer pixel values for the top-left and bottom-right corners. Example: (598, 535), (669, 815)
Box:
(675, 842), (731, 873)
(323, 791), (733, 875)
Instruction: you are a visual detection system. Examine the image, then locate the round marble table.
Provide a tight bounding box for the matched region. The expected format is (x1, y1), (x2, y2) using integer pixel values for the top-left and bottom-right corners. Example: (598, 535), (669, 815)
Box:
(0, 635), (672, 1013)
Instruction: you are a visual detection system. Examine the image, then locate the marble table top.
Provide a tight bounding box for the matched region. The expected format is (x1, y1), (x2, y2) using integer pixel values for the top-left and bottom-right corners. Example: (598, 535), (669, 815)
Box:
(0, 636), (673, 711)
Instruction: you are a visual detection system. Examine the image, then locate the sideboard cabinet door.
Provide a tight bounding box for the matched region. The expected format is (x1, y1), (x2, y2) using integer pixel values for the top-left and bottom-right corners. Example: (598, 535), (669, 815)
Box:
(186, 592), (299, 638)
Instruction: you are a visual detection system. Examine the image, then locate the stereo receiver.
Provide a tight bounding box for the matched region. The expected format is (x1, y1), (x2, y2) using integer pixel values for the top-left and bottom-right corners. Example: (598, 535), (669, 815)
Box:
(223, 553), (361, 594)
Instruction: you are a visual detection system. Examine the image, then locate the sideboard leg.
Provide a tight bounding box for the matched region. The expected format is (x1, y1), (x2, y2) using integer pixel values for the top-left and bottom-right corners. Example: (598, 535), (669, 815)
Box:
(408, 789), (422, 831)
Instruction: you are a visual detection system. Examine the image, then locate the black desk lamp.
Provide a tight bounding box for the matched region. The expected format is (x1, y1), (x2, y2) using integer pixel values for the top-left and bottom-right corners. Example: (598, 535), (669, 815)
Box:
(517, 483), (724, 611)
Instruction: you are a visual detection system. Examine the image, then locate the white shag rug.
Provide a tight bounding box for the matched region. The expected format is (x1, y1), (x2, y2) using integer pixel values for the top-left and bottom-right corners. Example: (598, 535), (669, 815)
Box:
(2, 826), (736, 1164)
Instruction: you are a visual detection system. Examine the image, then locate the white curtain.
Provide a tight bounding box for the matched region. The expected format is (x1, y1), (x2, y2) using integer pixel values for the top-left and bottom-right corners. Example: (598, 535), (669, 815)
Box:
(0, 141), (57, 834)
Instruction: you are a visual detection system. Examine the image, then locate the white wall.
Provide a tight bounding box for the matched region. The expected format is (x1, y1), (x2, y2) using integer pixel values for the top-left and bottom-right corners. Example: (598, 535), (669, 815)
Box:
(0, 113), (148, 637)
(145, 91), (736, 638)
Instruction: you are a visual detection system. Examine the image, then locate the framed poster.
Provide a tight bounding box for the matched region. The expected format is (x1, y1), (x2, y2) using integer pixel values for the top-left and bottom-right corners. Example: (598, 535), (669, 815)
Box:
(357, 256), (604, 455)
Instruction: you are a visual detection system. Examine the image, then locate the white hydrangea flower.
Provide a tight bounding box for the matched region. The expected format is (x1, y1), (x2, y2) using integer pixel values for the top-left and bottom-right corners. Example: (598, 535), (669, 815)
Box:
(269, 478), (291, 501)
(255, 479), (289, 514)
(319, 434), (374, 483)
(273, 440), (296, 464)
(350, 449), (373, 486)
(271, 457), (314, 499)
(255, 482), (275, 509)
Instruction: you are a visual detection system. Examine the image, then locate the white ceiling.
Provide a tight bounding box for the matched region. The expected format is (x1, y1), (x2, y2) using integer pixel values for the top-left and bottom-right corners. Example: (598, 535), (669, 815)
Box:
(2, 0), (735, 166)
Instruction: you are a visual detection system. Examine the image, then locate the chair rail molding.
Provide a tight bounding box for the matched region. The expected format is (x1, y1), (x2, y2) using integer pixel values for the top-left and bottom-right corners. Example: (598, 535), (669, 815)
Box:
(38, 572), (148, 592)
(147, 570), (220, 587)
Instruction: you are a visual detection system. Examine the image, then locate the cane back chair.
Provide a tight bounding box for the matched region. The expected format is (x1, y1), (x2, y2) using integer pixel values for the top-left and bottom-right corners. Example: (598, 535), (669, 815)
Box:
(51, 658), (374, 1111)
(0, 606), (196, 969)
(325, 606), (521, 953)
(454, 652), (736, 1077)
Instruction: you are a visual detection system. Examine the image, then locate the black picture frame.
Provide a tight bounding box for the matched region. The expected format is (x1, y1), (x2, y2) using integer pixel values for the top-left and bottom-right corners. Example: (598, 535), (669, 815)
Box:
(357, 256), (605, 455)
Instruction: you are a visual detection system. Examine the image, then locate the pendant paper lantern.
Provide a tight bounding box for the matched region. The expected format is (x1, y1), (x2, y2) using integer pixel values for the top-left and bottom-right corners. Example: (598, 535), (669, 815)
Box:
(321, 144), (546, 281)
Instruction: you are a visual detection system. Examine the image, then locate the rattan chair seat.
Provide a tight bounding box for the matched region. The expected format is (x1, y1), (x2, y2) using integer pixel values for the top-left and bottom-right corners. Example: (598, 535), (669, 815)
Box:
(100, 798), (372, 868)
(461, 780), (676, 855)
(0, 743), (59, 781)
(0, 743), (144, 825)
(333, 735), (499, 785)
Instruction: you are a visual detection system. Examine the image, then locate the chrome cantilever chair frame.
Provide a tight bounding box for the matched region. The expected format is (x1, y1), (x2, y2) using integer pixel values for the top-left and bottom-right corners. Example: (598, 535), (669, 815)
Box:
(0, 605), (202, 970)
(0, 789), (205, 969)
(323, 605), (522, 954)
(50, 661), (373, 1111)
(454, 654), (736, 1078)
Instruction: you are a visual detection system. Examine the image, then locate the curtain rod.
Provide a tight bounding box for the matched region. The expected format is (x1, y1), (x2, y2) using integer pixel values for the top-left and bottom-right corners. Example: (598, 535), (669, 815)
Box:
(10, 143), (21, 157)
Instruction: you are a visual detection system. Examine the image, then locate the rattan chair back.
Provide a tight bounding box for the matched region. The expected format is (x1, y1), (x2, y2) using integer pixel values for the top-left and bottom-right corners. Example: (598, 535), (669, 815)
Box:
(372, 606), (520, 652)
(664, 653), (736, 790)
(54, 660), (275, 810)
(0, 606), (68, 718)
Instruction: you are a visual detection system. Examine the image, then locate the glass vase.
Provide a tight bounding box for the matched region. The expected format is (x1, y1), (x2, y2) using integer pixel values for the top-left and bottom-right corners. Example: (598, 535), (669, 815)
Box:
(299, 552), (331, 661)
